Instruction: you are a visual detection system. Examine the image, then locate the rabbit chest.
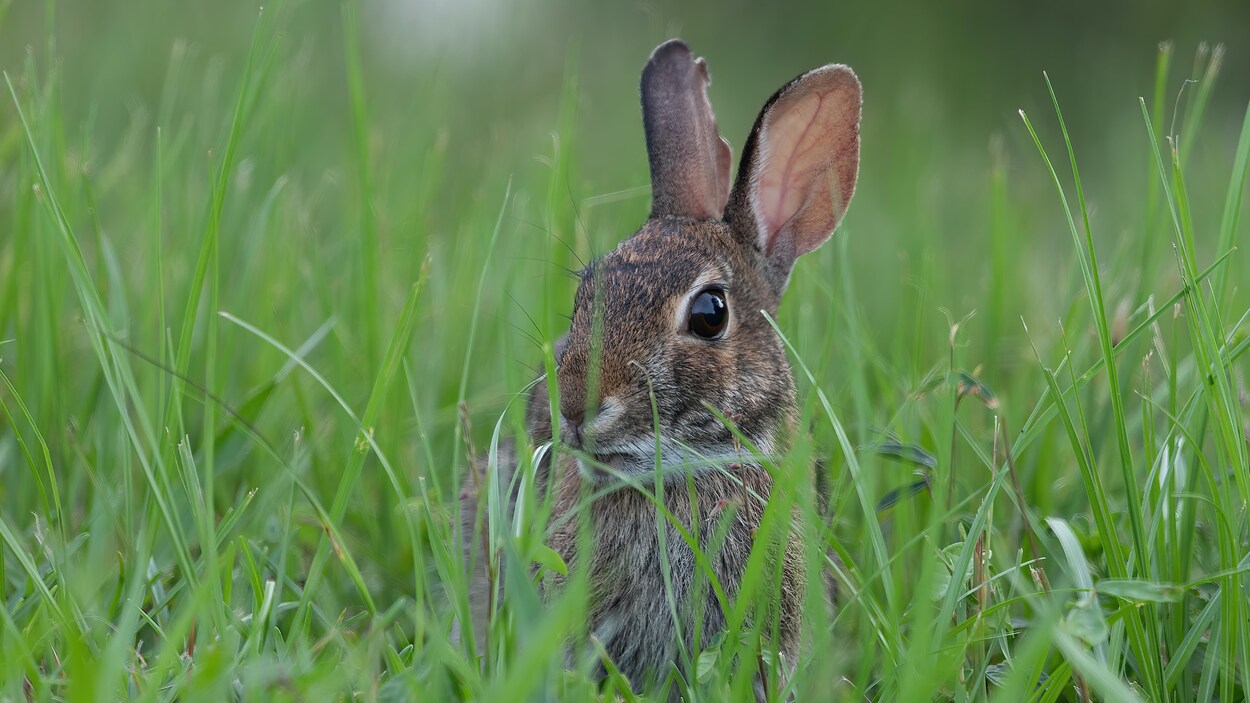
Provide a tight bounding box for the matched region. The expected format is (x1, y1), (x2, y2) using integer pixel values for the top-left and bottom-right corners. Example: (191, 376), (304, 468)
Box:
(543, 458), (806, 687)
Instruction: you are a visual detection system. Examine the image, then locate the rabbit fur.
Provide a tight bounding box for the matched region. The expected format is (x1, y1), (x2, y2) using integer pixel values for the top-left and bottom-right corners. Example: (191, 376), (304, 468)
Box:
(459, 37), (861, 699)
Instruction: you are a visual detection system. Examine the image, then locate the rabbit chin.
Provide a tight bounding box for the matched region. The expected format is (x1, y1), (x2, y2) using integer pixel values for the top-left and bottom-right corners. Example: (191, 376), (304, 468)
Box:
(575, 441), (773, 485)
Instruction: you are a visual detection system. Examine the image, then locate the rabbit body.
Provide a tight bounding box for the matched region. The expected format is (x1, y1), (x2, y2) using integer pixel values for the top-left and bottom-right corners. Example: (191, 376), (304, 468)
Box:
(543, 455), (805, 690)
(461, 38), (861, 697)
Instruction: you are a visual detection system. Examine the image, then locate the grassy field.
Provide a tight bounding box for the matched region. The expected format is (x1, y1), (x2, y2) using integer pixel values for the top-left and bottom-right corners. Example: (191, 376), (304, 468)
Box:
(1, 0), (1249, 700)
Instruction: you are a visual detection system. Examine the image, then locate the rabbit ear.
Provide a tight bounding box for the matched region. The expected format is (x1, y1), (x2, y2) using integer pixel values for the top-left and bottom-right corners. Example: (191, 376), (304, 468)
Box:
(641, 39), (733, 220)
(725, 65), (861, 290)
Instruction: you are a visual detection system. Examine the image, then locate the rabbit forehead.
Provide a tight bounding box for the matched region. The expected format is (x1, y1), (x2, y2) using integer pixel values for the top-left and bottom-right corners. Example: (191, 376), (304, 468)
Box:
(574, 218), (740, 314)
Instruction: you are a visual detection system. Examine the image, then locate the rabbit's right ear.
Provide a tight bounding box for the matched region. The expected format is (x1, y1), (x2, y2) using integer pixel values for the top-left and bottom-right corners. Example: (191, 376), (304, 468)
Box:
(641, 39), (733, 220)
(725, 65), (861, 294)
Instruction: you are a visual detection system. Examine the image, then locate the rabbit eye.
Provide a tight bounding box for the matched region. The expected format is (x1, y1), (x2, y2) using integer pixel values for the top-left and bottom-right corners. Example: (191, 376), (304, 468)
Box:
(688, 289), (728, 339)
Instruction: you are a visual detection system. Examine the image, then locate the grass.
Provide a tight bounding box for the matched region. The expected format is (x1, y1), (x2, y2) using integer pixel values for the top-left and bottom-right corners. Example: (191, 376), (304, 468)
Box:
(1, 2), (1249, 701)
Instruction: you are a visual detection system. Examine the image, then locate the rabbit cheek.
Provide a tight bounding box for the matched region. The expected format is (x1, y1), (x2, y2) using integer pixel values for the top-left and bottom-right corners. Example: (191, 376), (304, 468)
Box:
(668, 341), (735, 435)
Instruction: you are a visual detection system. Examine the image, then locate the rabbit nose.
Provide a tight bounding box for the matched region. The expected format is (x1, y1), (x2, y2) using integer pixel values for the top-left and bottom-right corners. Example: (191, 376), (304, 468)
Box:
(560, 410), (584, 446)
(560, 401), (601, 446)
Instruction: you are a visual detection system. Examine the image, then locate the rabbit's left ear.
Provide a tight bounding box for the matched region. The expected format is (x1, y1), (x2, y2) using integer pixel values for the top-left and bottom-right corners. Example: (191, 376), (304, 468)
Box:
(725, 65), (861, 289)
(641, 40), (733, 220)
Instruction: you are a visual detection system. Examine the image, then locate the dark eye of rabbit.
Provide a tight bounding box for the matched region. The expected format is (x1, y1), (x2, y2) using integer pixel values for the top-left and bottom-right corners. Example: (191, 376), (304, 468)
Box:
(688, 289), (728, 339)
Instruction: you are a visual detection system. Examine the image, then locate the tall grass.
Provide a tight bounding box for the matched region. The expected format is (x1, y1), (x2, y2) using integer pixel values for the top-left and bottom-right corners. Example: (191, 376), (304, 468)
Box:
(1, 2), (1248, 701)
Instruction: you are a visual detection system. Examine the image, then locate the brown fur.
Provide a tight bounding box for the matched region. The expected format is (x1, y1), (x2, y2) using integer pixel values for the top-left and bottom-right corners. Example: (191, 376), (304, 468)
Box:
(542, 456), (805, 691)
(459, 39), (861, 699)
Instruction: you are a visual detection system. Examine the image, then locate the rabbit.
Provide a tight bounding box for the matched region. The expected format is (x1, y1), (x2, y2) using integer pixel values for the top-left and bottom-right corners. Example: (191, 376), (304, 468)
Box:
(459, 38), (861, 699)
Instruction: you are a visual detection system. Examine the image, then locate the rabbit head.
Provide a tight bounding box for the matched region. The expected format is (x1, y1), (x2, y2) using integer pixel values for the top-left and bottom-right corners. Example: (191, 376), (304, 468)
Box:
(539, 39), (861, 482)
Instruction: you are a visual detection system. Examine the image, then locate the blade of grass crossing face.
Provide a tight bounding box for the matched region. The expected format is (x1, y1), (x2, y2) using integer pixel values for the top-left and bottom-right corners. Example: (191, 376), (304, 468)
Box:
(640, 372), (691, 678)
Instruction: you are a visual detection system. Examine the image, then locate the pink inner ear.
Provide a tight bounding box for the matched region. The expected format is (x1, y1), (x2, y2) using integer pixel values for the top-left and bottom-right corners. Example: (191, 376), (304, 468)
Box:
(752, 76), (859, 256)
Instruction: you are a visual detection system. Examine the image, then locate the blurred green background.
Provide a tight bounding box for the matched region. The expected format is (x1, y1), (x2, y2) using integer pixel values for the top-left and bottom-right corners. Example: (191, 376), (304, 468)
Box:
(1, 0), (1248, 700)
(4, 0), (1247, 382)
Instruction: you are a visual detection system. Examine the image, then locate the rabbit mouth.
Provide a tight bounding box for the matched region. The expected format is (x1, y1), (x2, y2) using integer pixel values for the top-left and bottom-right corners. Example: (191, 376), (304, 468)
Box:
(579, 451), (643, 480)
(575, 439), (770, 483)
(589, 452), (631, 473)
